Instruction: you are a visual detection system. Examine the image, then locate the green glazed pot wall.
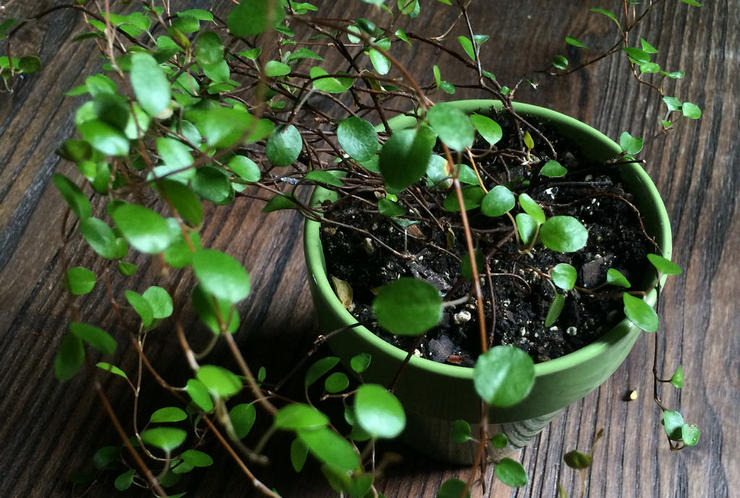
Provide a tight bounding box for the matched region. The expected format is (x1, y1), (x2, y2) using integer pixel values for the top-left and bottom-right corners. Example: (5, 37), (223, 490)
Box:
(304, 100), (672, 424)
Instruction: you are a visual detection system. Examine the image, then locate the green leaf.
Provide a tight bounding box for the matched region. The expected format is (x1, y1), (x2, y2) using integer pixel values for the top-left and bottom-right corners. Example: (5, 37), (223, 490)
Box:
(141, 427), (187, 453)
(305, 356), (340, 387)
(58, 139), (92, 163)
(79, 119), (129, 156)
(55, 332), (84, 381)
(195, 31), (224, 66)
(437, 479), (470, 498)
(426, 103), (474, 152)
(682, 424), (700, 446)
(540, 216), (588, 253)
(663, 71), (685, 79)
(519, 193), (545, 224)
(229, 155), (261, 183)
(640, 62), (661, 74)
(350, 353), (372, 374)
(265, 60), (291, 77)
(287, 48), (323, 62)
(150, 407), (187, 424)
(590, 8), (620, 27)
(367, 48), (390, 75)
(552, 55), (568, 71)
(192, 166), (233, 204)
(495, 458), (528, 487)
(679, 0), (702, 6)
(142, 286), (173, 319)
(227, 0), (285, 37)
(305, 170), (343, 187)
(469, 114), (502, 146)
(552, 263), (577, 290)
(681, 102), (701, 119)
(196, 365), (242, 398)
(458, 164), (479, 185)
(93, 445), (120, 470)
(96, 362), (128, 379)
(263, 193), (298, 212)
(623, 293), (658, 332)
(114, 469), (135, 491)
(670, 365), (684, 389)
(491, 433), (508, 449)
(275, 403), (329, 430)
(640, 38), (658, 54)
(540, 159), (568, 178)
(373, 278), (442, 336)
(379, 126), (437, 192)
(157, 180), (202, 226)
(623, 47), (650, 63)
(130, 53), (170, 117)
(545, 293), (566, 327)
(450, 419), (471, 443)
(266, 125), (302, 167)
(354, 384), (405, 438)
(461, 249), (484, 280)
(187, 107), (257, 148)
(66, 267), (96, 295)
(70, 322), (116, 355)
(565, 36), (587, 48)
(337, 117), (378, 161)
(663, 96), (682, 112)
(290, 438), (309, 472)
(516, 213), (537, 247)
(564, 450), (592, 469)
(324, 372), (350, 393)
(606, 268), (631, 288)
(481, 185), (515, 217)
(619, 131), (643, 155)
(647, 253), (682, 275)
(309, 66), (353, 93)
(443, 185), (485, 212)
(230, 403), (257, 438)
(181, 449), (213, 467)
(186, 378), (213, 412)
(112, 204), (172, 254)
(297, 427), (360, 471)
(458, 36), (475, 60)
(377, 198), (405, 218)
(192, 249), (250, 303)
(523, 131), (534, 150)
(125, 290), (154, 327)
(662, 410), (684, 440)
(18, 55), (41, 74)
(81, 218), (127, 259)
(473, 345), (535, 407)
(156, 137), (193, 172)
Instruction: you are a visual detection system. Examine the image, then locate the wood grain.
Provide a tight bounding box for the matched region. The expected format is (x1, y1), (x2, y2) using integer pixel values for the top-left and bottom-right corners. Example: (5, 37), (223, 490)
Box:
(0, 1), (737, 497)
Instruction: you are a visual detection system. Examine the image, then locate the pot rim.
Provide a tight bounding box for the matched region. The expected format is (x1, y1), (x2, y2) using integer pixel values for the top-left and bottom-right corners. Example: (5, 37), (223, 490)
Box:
(304, 99), (671, 381)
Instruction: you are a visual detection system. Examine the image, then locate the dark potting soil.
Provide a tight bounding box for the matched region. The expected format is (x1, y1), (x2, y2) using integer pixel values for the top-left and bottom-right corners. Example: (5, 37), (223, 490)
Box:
(319, 114), (655, 366)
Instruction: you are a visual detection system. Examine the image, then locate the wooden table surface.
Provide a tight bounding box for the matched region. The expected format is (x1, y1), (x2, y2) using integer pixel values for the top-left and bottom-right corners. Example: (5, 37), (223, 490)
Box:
(1, 1), (737, 497)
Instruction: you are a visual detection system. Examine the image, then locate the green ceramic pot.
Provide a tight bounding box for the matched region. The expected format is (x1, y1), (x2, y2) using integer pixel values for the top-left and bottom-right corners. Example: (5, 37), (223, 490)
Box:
(303, 100), (671, 463)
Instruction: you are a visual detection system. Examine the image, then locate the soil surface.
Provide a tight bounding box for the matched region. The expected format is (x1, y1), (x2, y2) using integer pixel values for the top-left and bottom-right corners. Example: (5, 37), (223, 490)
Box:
(320, 113), (655, 365)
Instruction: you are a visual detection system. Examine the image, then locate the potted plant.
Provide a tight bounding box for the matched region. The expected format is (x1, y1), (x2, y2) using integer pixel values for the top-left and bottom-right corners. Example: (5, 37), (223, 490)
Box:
(3, 0), (702, 495)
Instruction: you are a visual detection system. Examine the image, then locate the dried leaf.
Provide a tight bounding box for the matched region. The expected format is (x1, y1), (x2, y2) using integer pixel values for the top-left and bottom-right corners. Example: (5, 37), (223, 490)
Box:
(331, 276), (354, 311)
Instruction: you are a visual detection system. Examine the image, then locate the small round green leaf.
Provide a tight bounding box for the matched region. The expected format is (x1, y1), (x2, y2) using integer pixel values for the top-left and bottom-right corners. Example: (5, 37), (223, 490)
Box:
(186, 378), (213, 412)
(491, 433), (508, 449)
(150, 407), (187, 424)
(647, 254), (682, 275)
(113, 469), (135, 491)
(196, 365), (242, 398)
(130, 53), (170, 117)
(516, 213), (537, 247)
(564, 450), (592, 469)
(350, 353), (372, 374)
(228, 155), (261, 183)
(540, 159), (567, 178)
(125, 290), (154, 327)
(55, 332), (84, 381)
(623, 293), (658, 332)
(290, 438), (309, 472)
(195, 31), (224, 66)
(79, 119), (129, 156)
(619, 131), (644, 155)
(180, 449), (213, 468)
(470, 114), (502, 146)
(481, 185), (515, 217)
(378, 197), (406, 217)
(540, 216), (588, 252)
(305, 356), (340, 387)
(52, 174), (91, 219)
(158, 179), (202, 226)
(443, 185), (485, 212)
(192, 166), (233, 204)
(96, 362), (128, 379)
(495, 458), (528, 487)
(70, 322), (116, 355)
(544, 293), (565, 327)
(227, 0), (285, 37)
(379, 126), (437, 192)
(192, 249), (250, 303)
(141, 427), (186, 453)
(519, 193), (546, 224)
(426, 103), (474, 152)
(372, 278), (442, 336)
(112, 203), (172, 254)
(552, 263), (577, 290)
(230, 403), (257, 439)
(552, 55), (568, 70)
(681, 102), (701, 119)
(682, 424), (700, 446)
(297, 426), (360, 471)
(304, 170), (343, 187)
(670, 365), (684, 389)
(81, 217), (128, 259)
(66, 267), (96, 295)
(264, 60), (291, 77)
(473, 346), (535, 407)
(607, 268), (631, 288)
(337, 117), (378, 162)
(461, 249), (484, 281)
(437, 478), (470, 498)
(450, 419), (471, 443)
(266, 125), (302, 167)
(324, 372), (349, 393)
(354, 384), (406, 439)
(275, 403), (329, 430)
(662, 410), (684, 440)
(18, 55), (41, 74)
(143, 286), (173, 319)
